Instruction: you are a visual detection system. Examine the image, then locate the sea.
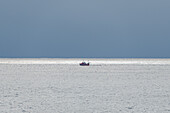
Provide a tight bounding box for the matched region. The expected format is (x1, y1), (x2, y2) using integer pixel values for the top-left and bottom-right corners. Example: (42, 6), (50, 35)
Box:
(0, 58), (170, 113)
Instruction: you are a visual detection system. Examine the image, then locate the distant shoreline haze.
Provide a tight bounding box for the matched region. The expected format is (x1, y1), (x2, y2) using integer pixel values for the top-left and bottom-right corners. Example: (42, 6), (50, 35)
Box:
(0, 58), (170, 65)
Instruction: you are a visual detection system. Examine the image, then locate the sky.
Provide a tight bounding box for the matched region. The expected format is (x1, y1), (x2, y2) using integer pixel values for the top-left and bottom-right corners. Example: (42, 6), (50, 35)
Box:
(0, 0), (170, 58)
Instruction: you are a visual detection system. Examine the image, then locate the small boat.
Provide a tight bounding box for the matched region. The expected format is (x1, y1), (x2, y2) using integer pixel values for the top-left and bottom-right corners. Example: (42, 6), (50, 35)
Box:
(79, 62), (90, 66)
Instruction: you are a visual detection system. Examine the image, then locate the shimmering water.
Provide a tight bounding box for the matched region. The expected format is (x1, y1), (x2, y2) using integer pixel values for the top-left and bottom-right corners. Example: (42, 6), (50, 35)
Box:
(0, 59), (170, 113)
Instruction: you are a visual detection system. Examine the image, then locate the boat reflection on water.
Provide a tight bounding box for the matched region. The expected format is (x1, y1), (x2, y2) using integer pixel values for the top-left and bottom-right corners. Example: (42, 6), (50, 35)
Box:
(79, 62), (90, 66)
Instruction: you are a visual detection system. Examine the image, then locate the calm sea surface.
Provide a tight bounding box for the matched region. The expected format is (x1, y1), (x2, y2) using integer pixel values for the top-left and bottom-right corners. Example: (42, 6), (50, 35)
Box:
(0, 59), (170, 113)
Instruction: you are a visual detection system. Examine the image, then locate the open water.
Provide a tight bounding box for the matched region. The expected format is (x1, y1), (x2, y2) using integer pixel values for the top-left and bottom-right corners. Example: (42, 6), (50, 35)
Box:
(0, 59), (170, 113)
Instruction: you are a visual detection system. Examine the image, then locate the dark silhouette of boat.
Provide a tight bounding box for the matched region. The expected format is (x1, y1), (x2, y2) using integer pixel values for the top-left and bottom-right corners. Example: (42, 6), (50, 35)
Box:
(79, 62), (90, 66)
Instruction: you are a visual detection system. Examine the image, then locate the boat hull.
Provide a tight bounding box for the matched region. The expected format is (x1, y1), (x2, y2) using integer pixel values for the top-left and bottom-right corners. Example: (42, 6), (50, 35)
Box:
(80, 63), (89, 66)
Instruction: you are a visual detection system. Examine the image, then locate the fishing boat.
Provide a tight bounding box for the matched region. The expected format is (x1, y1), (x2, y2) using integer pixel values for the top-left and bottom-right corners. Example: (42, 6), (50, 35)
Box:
(79, 62), (90, 66)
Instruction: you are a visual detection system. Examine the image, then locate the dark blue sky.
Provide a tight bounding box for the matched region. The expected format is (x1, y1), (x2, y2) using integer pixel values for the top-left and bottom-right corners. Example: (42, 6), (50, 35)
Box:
(0, 0), (170, 58)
